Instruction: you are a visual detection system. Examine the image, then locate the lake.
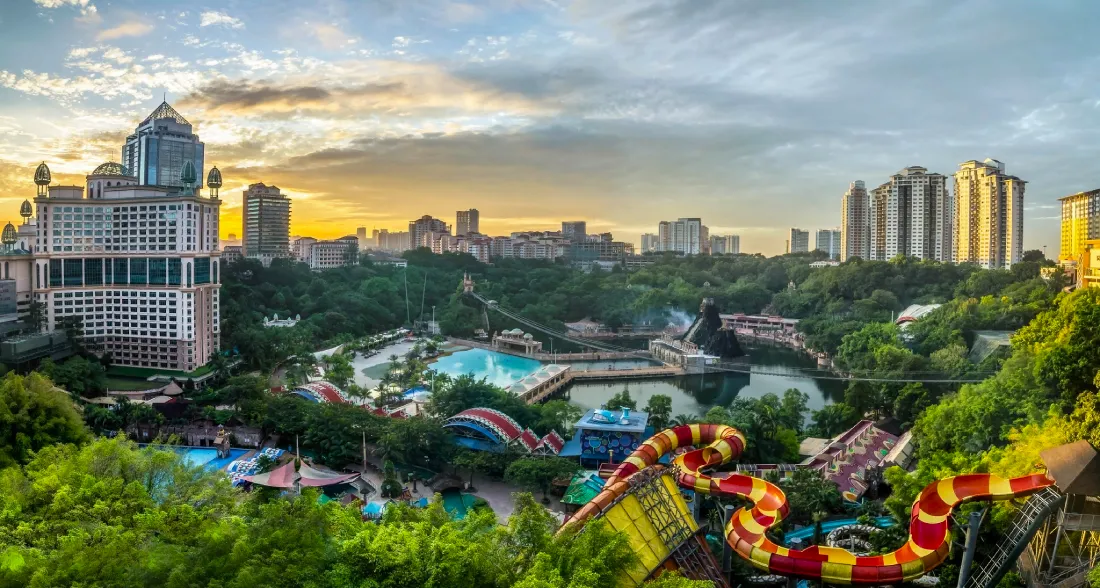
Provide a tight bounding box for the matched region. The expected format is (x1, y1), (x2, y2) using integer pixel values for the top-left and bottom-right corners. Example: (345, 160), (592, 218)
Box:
(564, 344), (845, 419)
(429, 344), (843, 421)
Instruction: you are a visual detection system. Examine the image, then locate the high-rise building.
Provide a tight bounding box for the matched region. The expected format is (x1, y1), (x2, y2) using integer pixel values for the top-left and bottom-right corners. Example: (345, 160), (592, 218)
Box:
(709, 235), (740, 255)
(122, 101), (204, 190)
(374, 229), (410, 252)
(243, 183), (291, 264)
(24, 106), (222, 373)
(409, 215), (450, 249)
(787, 228), (809, 253)
(456, 209), (479, 236)
(562, 221), (586, 242)
(815, 229), (842, 260)
(641, 233), (660, 253)
(869, 183), (889, 260)
(867, 167), (951, 262)
(1059, 189), (1100, 261)
(840, 180), (870, 261)
(954, 159), (1025, 269)
(356, 226), (367, 248)
(658, 218), (708, 254)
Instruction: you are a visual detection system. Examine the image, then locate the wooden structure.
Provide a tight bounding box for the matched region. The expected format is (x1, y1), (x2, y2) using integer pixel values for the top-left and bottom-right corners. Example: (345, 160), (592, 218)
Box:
(1018, 441), (1100, 588)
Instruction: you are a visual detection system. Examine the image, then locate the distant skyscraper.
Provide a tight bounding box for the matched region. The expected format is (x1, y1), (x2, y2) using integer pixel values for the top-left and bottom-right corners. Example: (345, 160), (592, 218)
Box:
(787, 228), (809, 253)
(658, 218), (708, 254)
(867, 167), (951, 262)
(562, 221), (586, 242)
(356, 226), (367, 248)
(409, 215), (450, 249)
(815, 229), (842, 260)
(709, 234), (740, 255)
(122, 101), (204, 190)
(374, 229), (410, 252)
(641, 233), (660, 253)
(1059, 189), (1100, 261)
(954, 159), (1025, 269)
(243, 183), (291, 262)
(840, 180), (870, 261)
(456, 209), (479, 235)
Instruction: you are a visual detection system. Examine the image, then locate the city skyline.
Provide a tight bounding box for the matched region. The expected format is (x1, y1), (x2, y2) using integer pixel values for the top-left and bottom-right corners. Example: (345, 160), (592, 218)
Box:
(1, 1), (1097, 254)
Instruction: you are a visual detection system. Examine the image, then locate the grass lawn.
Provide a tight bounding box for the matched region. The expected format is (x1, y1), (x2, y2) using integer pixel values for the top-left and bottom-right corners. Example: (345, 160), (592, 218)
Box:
(105, 377), (159, 391)
(107, 364), (215, 379)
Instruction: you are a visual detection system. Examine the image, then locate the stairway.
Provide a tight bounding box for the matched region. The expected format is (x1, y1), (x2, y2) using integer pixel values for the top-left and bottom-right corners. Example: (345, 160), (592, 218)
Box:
(963, 487), (1065, 588)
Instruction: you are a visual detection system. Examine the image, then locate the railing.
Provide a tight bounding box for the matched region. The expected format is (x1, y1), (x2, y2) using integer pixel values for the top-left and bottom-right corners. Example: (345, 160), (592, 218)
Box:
(964, 487), (1065, 588)
(1058, 511), (1100, 531)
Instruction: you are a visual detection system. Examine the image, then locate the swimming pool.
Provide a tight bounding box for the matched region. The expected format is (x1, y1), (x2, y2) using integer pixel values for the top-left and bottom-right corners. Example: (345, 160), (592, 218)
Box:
(179, 447), (249, 471)
(441, 489), (479, 519)
(430, 348), (541, 388)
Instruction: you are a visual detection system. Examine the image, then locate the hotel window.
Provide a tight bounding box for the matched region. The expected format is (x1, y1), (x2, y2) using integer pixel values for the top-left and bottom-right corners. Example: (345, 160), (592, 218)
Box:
(148, 258), (167, 285)
(130, 258), (148, 285)
(63, 259), (83, 287)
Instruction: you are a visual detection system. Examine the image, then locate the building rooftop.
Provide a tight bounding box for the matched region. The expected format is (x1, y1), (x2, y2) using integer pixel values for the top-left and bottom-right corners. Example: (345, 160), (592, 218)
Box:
(1041, 440), (1100, 496)
(141, 101), (190, 126)
(574, 407), (649, 433)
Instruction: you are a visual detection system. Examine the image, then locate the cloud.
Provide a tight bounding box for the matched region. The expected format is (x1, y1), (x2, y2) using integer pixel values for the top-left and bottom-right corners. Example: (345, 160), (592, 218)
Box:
(178, 62), (551, 121)
(96, 20), (154, 40)
(304, 23), (356, 50)
(199, 11), (243, 29)
(33, 0), (96, 15)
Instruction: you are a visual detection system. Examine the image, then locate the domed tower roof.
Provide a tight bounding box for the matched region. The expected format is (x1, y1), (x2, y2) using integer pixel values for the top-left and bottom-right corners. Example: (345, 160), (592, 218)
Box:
(91, 161), (133, 177)
(206, 166), (222, 189)
(19, 200), (32, 219)
(180, 160), (197, 186)
(34, 162), (51, 186)
(1, 222), (17, 245)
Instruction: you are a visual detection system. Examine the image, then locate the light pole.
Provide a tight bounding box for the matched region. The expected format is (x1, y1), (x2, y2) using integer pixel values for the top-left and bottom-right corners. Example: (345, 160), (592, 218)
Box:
(432, 305), (436, 335)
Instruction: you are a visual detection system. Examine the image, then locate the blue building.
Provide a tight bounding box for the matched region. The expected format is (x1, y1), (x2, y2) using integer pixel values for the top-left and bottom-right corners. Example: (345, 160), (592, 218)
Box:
(559, 407), (652, 465)
(122, 101), (205, 190)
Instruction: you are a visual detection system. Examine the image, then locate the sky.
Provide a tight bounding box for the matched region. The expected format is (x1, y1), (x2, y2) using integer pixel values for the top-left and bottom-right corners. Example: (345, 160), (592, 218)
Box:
(1, 0), (1098, 255)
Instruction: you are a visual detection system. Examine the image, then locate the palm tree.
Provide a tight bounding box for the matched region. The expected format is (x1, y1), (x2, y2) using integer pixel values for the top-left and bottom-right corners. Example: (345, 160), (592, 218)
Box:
(671, 413), (698, 427)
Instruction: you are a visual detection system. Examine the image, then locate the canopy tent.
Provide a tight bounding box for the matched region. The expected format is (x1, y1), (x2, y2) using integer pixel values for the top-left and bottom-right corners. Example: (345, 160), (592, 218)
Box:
(243, 460), (359, 489)
(299, 462), (359, 487)
(242, 461), (297, 488)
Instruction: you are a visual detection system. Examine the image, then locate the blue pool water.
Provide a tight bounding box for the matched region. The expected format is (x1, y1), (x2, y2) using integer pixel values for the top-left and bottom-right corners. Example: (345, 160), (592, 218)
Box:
(431, 348), (541, 388)
(179, 448), (249, 471)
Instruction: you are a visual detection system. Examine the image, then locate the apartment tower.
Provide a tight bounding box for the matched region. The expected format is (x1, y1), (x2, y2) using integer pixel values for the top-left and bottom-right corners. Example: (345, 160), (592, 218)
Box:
(868, 167), (951, 262)
(1059, 189), (1100, 261)
(840, 180), (870, 261)
(243, 183), (291, 263)
(954, 159), (1025, 269)
(456, 209), (479, 236)
(787, 228), (809, 253)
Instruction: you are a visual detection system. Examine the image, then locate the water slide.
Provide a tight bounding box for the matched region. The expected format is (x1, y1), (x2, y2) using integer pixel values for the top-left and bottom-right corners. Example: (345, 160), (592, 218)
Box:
(563, 424), (1053, 586)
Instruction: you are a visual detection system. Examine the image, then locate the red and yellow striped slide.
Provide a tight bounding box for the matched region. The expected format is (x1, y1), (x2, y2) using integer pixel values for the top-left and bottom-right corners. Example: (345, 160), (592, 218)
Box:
(562, 423), (1053, 585)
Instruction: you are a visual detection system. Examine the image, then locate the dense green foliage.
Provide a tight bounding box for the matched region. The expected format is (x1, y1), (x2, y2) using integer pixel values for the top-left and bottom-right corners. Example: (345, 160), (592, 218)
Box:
(0, 372), (88, 468)
(1, 435), (711, 588)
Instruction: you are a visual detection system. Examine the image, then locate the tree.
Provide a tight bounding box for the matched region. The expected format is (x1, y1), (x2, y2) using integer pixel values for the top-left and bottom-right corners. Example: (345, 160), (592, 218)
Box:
(323, 353), (355, 389)
(380, 459), (403, 498)
(779, 468), (844, 527)
(606, 387), (637, 411)
(505, 457), (580, 502)
(26, 300), (45, 333)
(533, 399), (583, 435)
(0, 372), (89, 467)
(809, 403), (858, 438)
(671, 413), (697, 427)
(644, 394), (673, 430)
(39, 356), (107, 397)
